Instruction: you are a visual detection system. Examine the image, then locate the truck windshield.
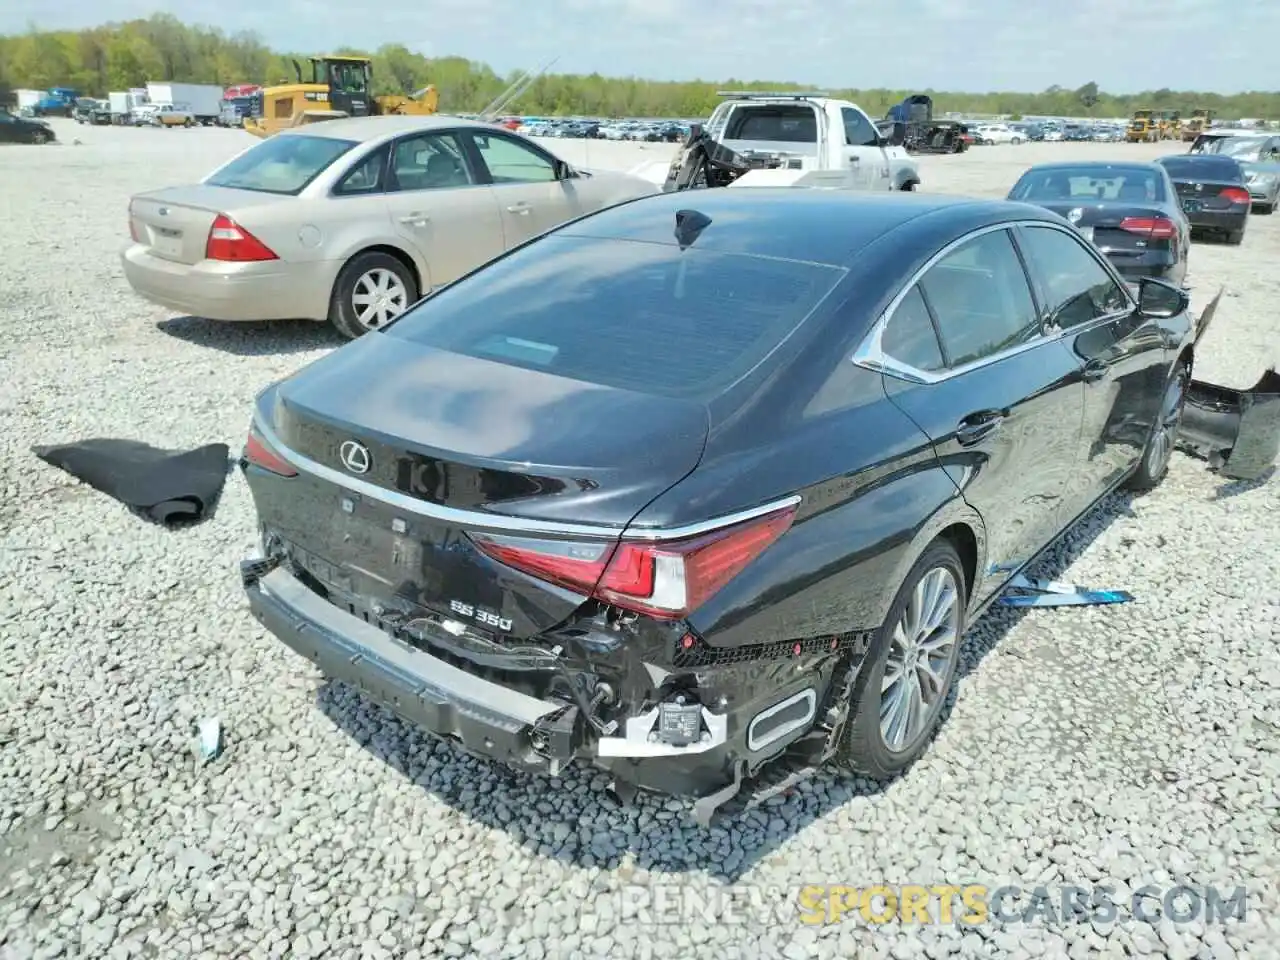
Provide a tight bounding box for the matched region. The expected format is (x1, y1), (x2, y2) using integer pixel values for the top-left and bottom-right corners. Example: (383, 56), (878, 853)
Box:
(724, 105), (818, 143)
(205, 135), (358, 195)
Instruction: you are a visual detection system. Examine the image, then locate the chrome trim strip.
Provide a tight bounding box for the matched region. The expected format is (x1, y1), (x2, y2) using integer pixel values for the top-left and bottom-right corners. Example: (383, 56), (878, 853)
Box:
(253, 412), (802, 540)
(746, 688), (817, 752)
(851, 219), (1138, 385)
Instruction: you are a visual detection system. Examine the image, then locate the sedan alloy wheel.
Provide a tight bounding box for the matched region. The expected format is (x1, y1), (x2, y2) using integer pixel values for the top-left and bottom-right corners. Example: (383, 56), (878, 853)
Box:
(880, 566), (962, 752)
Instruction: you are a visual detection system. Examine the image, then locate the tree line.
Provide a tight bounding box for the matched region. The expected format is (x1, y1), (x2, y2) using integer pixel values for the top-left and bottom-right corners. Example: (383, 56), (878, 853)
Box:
(2, 14), (1277, 120)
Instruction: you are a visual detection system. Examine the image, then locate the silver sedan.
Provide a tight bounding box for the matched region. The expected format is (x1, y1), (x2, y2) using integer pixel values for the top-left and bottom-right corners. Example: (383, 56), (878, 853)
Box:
(122, 115), (660, 338)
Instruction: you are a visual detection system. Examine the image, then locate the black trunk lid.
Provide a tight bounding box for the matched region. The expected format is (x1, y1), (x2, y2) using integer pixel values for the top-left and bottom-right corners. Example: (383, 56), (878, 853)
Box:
(250, 334), (709, 639)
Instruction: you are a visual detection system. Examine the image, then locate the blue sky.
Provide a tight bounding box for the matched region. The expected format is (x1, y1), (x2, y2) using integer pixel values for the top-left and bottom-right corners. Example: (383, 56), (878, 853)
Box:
(2, 0), (1269, 94)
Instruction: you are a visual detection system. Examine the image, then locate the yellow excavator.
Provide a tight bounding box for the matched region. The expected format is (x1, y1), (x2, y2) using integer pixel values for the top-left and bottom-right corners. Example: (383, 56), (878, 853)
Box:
(243, 55), (438, 138)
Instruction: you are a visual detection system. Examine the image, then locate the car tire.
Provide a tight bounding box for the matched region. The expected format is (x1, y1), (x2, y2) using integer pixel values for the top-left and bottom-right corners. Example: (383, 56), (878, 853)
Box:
(836, 539), (966, 780)
(1126, 360), (1190, 492)
(1011, 137), (1023, 145)
(31, 130), (49, 145)
(184, 118), (193, 128)
(328, 251), (419, 340)
(1226, 229), (1245, 245)
(1255, 203), (1273, 216)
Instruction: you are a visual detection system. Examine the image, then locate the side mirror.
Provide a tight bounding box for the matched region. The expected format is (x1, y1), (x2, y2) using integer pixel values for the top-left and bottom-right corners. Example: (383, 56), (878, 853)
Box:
(886, 122), (907, 147)
(1137, 276), (1189, 319)
(684, 122), (703, 146)
(554, 159), (575, 180)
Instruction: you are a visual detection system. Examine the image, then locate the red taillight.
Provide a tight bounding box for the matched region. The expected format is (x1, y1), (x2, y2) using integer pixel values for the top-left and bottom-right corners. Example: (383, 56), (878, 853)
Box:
(1119, 216), (1177, 240)
(244, 428), (297, 477)
(469, 504), (798, 620)
(206, 214), (278, 262)
(1218, 186), (1251, 205)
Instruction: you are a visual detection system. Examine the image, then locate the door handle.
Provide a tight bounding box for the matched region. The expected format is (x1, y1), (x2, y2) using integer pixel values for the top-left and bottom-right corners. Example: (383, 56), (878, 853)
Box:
(506, 203), (531, 214)
(1081, 359), (1108, 382)
(956, 410), (1005, 447)
(398, 213), (429, 226)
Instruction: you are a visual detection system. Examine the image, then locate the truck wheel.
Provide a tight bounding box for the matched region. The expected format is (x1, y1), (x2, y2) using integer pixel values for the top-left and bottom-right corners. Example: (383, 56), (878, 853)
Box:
(836, 539), (966, 780)
(328, 251), (419, 340)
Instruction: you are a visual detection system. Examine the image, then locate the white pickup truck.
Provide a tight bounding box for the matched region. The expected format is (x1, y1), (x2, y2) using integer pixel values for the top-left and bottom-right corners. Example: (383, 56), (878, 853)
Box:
(632, 92), (921, 193)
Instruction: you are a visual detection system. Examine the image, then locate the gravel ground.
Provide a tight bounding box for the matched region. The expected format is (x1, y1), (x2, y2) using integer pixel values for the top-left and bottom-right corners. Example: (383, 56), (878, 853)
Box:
(1, 120), (1277, 960)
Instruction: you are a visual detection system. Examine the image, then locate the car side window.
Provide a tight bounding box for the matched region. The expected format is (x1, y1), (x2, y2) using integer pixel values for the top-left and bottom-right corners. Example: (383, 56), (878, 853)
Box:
(389, 132), (473, 192)
(842, 107), (879, 147)
(917, 229), (1042, 368)
(881, 285), (945, 372)
(473, 133), (557, 183)
(1017, 226), (1130, 330)
(335, 146), (387, 196)
(0, 113), (13, 124)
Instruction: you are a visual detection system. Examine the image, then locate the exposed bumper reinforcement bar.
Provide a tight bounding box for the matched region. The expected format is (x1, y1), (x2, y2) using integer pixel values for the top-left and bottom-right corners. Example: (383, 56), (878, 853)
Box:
(244, 564), (734, 769)
(246, 566), (570, 769)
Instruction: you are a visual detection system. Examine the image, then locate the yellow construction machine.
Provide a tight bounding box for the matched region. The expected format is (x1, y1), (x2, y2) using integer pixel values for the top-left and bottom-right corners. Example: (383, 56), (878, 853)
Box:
(243, 55), (438, 139)
(1126, 109), (1158, 143)
(1155, 110), (1181, 140)
(1182, 109), (1215, 141)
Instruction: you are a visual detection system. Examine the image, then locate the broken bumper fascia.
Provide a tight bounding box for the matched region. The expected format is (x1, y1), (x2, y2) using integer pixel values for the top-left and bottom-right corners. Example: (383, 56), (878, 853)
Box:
(1179, 368), (1280, 481)
(241, 563), (734, 776)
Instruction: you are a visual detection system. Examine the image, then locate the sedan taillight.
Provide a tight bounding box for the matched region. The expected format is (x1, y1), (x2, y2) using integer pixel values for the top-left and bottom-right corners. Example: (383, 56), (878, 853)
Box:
(1119, 216), (1177, 240)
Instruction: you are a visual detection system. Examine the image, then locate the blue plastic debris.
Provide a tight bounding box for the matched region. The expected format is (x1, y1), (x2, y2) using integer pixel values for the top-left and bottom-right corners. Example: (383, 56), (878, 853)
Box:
(998, 574), (1133, 608)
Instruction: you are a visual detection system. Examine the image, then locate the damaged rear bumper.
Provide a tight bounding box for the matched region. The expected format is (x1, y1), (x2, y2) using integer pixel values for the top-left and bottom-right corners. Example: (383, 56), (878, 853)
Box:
(242, 564), (835, 808)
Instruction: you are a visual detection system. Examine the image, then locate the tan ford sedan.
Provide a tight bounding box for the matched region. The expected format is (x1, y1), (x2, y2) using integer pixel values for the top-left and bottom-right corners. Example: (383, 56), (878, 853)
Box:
(122, 115), (661, 338)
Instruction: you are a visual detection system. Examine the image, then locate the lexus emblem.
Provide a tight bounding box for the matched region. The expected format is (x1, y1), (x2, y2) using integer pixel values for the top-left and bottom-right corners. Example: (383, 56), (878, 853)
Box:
(339, 440), (371, 474)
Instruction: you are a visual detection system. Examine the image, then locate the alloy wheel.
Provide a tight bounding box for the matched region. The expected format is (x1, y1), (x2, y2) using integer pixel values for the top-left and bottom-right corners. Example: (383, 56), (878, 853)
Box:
(880, 567), (961, 753)
(1146, 367), (1189, 478)
(351, 268), (409, 330)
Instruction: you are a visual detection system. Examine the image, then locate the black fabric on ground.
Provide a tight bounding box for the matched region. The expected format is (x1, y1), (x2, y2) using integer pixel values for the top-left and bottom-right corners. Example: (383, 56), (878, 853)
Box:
(32, 439), (232, 525)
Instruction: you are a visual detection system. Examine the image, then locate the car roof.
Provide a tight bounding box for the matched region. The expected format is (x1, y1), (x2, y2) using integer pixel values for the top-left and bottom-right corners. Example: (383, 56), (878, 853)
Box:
(556, 189), (1051, 266)
(277, 114), (494, 143)
(1020, 161), (1164, 173)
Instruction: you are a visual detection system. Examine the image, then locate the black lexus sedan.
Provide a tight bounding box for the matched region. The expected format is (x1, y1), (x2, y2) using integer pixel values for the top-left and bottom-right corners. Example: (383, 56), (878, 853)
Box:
(1156, 154), (1251, 244)
(1007, 162), (1189, 287)
(239, 189), (1197, 821)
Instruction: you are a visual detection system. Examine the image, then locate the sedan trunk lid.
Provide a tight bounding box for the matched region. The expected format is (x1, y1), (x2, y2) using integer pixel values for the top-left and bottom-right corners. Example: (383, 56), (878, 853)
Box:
(248, 334), (709, 639)
(129, 185), (284, 265)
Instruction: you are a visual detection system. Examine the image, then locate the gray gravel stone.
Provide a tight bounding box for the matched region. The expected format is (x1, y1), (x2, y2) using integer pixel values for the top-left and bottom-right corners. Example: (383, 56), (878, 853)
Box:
(0, 121), (1277, 960)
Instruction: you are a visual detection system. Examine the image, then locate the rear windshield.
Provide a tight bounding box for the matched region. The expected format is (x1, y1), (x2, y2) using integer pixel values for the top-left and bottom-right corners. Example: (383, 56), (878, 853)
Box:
(387, 235), (846, 400)
(1158, 156), (1242, 181)
(205, 135), (357, 195)
(724, 105), (818, 143)
(1010, 167), (1166, 202)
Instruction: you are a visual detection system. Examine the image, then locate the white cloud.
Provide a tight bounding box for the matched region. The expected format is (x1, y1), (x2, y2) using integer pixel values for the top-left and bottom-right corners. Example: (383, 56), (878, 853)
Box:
(0, 0), (1269, 94)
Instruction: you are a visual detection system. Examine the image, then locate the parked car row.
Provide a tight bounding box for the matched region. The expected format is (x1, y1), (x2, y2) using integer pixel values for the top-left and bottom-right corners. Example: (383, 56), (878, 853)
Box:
(963, 120), (1127, 144)
(517, 117), (691, 142)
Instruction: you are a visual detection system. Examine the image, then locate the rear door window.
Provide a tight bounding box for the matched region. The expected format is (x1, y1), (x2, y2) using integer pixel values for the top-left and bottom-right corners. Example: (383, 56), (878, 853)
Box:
(881, 285), (945, 372)
(1017, 226), (1130, 330)
(205, 134), (357, 195)
(387, 235), (847, 400)
(918, 229), (1042, 368)
(389, 132), (473, 191)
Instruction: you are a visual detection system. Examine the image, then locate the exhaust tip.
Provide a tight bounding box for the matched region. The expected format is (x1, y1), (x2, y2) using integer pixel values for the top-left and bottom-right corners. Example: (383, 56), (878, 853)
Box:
(747, 689), (817, 753)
